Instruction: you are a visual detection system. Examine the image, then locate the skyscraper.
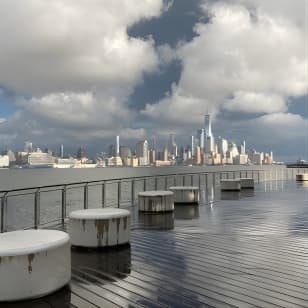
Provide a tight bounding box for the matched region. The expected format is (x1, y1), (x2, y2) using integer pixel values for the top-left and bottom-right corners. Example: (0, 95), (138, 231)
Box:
(116, 136), (120, 157)
(136, 140), (149, 165)
(204, 113), (212, 138)
(191, 136), (195, 157)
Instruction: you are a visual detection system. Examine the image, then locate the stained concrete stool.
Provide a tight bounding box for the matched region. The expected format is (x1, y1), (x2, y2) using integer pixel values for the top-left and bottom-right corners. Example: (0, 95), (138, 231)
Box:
(0, 230), (70, 302)
(220, 179), (241, 191)
(69, 208), (130, 248)
(239, 178), (254, 189)
(169, 186), (200, 204)
(296, 174), (308, 181)
(138, 191), (174, 212)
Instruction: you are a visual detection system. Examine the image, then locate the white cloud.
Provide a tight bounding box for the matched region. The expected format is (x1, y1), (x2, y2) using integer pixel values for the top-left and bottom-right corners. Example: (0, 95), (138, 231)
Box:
(0, 0), (165, 96)
(142, 0), (307, 127)
(223, 92), (287, 113)
(0, 0), (169, 146)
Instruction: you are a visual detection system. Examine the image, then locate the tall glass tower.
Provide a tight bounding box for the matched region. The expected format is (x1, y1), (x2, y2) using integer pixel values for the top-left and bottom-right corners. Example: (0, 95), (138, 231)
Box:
(204, 113), (212, 138)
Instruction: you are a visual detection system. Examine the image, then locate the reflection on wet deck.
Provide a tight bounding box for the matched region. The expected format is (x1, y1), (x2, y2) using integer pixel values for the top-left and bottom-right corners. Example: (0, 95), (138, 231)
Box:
(2, 180), (308, 307)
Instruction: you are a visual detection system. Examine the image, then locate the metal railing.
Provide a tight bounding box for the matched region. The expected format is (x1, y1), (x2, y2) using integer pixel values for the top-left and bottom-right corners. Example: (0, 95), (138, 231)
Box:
(0, 166), (298, 233)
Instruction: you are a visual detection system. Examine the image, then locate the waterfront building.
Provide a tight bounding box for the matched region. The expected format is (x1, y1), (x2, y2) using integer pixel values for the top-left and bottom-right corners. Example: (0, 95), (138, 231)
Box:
(163, 146), (168, 162)
(195, 145), (201, 165)
(119, 146), (131, 160)
(168, 134), (177, 157)
(217, 137), (228, 155)
(60, 144), (64, 158)
(136, 140), (149, 165)
(24, 141), (33, 153)
(0, 155), (9, 167)
(205, 135), (215, 154)
(149, 149), (156, 164)
(27, 151), (54, 165)
(77, 147), (86, 159)
(198, 129), (205, 151)
(155, 160), (173, 166)
(106, 156), (123, 167)
(250, 150), (263, 165)
(229, 142), (239, 158)
(234, 154), (248, 165)
(213, 153), (222, 165)
(116, 136), (120, 157)
(263, 152), (273, 164)
(191, 136), (195, 157)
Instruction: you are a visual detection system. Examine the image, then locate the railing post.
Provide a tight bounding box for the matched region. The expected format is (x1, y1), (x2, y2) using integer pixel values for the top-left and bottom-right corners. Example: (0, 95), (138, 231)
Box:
(118, 181), (121, 208)
(84, 184), (88, 209)
(102, 182), (105, 208)
(131, 179), (135, 205)
(1, 193), (7, 233)
(34, 189), (40, 229)
(61, 186), (67, 225)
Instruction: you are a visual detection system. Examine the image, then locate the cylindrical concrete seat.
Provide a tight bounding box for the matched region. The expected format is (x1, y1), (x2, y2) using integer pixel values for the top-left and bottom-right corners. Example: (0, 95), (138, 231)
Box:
(169, 186), (200, 204)
(296, 174), (308, 181)
(0, 230), (70, 302)
(138, 191), (174, 212)
(239, 178), (254, 189)
(220, 179), (241, 191)
(69, 208), (130, 248)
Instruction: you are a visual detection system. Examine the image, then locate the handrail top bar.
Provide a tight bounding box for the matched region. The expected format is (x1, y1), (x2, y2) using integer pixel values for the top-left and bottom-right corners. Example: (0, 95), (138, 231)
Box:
(0, 168), (274, 194)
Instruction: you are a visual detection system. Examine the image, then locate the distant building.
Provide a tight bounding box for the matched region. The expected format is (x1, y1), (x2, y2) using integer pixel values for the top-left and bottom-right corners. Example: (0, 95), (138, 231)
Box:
(119, 146), (131, 160)
(234, 154), (248, 165)
(195, 146), (201, 165)
(149, 149), (156, 164)
(251, 150), (263, 165)
(106, 156), (123, 167)
(27, 151), (54, 165)
(60, 144), (64, 158)
(123, 156), (138, 167)
(0, 155), (9, 167)
(204, 113), (212, 138)
(24, 141), (33, 153)
(136, 140), (149, 165)
(77, 147), (86, 159)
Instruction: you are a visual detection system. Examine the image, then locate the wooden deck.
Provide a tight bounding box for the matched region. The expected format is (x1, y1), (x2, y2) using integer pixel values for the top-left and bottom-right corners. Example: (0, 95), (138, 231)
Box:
(3, 180), (308, 307)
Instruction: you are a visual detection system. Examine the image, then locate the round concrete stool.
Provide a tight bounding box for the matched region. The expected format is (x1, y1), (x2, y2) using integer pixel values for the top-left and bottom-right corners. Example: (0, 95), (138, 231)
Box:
(69, 208), (130, 248)
(169, 186), (200, 204)
(138, 191), (174, 212)
(0, 230), (71, 302)
(220, 179), (241, 191)
(296, 174), (308, 181)
(239, 178), (254, 189)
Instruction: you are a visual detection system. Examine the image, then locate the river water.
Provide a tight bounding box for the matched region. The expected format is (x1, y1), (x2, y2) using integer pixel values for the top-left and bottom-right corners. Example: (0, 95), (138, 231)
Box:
(0, 165), (294, 231)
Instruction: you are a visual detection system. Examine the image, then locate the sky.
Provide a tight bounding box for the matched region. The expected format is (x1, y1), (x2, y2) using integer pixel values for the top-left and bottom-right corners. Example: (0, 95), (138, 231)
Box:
(0, 0), (307, 162)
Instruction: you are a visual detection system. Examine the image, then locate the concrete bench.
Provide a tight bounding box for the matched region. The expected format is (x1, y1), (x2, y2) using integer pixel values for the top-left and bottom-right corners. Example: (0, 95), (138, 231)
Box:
(0, 230), (70, 302)
(169, 186), (200, 204)
(69, 208), (130, 248)
(138, 191), (174, 212)
(239, 178), (254, 189)
(296, 174), (308, 181)
(220, 179), (241, 191)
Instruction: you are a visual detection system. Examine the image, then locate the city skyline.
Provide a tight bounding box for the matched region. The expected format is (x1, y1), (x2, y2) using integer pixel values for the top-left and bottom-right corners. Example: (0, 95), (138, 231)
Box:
(0, 0), (307, 163)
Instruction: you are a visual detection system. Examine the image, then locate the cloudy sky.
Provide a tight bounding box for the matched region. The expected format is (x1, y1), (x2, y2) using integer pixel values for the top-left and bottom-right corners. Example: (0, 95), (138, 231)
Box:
(0, 0), (307, 162)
